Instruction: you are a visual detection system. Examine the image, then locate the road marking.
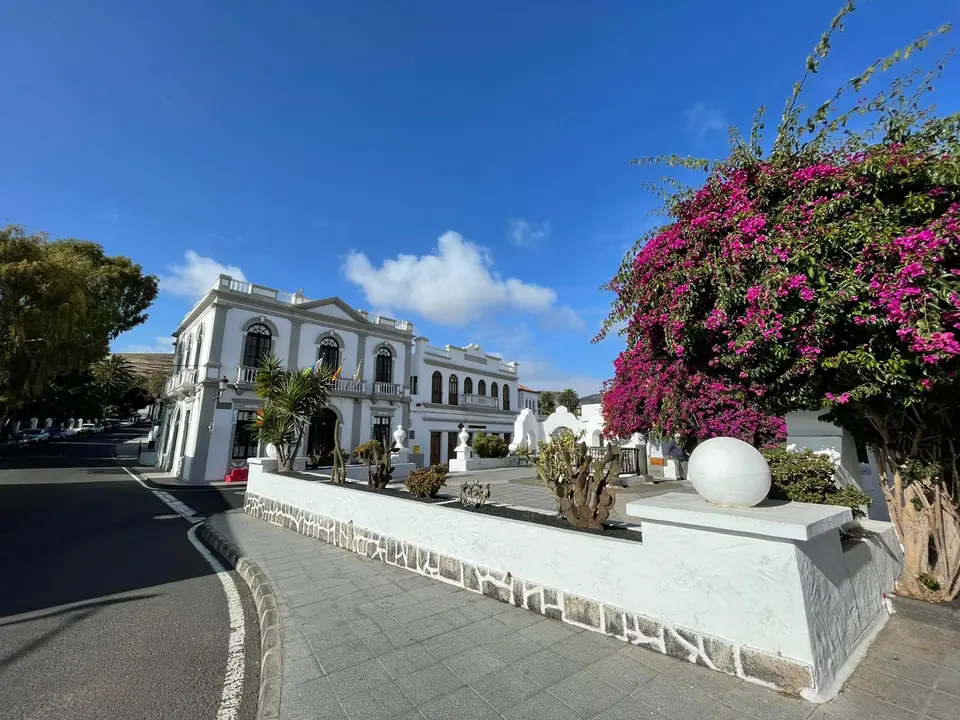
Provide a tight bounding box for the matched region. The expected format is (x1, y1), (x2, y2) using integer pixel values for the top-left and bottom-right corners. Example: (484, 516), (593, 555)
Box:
(187, 524), (247, 720)
(119, 466), (201, 522)
(152, 514), (181, 520)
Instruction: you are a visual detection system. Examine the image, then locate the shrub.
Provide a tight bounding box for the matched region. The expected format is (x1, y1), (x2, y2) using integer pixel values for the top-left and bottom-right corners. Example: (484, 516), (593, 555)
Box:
(763, 447), (871, 519)
(405, 463), (448, 498)
(353, 440), (383, 462)
(458, 480), (491, 507)
(473, 431), (509, 459)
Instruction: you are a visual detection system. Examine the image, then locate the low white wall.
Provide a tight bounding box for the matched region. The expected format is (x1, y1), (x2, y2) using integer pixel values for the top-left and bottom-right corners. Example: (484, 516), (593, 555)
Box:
(246, 464), (901, 700)
(448, 457), (515, 472)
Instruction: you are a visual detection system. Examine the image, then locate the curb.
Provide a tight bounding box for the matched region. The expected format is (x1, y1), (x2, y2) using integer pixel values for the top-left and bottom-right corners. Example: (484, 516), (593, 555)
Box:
(198, 518), (283, 720)
(890, 593), (960, 627)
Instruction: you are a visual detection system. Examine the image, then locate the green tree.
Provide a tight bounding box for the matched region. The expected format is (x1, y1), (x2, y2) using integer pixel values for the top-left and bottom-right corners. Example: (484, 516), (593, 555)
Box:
(251, 355), (335, 472)
(538, 391), (557, 416)
(556, 389), (580, 415)
(91, 355), (136, 413)
(0, 226), (158, 428)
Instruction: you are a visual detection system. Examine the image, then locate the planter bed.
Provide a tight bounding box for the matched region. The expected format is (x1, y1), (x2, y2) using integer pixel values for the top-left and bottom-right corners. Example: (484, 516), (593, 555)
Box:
(246, 457), (902, 702)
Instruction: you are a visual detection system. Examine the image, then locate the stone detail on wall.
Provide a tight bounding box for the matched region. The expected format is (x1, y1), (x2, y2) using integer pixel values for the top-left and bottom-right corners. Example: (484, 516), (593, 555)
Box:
(243, 492), (813, 694)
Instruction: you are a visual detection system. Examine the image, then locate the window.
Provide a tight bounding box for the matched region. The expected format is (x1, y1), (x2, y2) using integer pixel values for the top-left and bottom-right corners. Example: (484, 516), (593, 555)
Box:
(463, 377), (473, 395)
(374, 346), (393, 383)
(448, 374), (459, 405)
(431, 371), (443, 403)
(317, 336), (340, 371)
(477, 379), (486, 396)
(232, 411), (258, 459)
(491, 382), (499, 400)
(503, 385), (511, 411)
(410, 376), (419, 395)
(242, 323), (272, 368)
(373, 415), (391, 448)
(193, 330), (204, 367)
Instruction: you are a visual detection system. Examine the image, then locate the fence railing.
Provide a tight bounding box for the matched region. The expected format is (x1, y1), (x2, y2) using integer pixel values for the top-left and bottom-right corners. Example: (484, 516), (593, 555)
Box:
(237, 365), (259, 384)
(373, 381), (403, 396)
(587, 446), (647, 476)
(460, 394), (499, 409)
(332, 378), (365, 393)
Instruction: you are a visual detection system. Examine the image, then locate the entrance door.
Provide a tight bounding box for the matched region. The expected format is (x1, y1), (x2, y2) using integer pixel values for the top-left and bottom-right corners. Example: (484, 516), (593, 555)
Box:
(429, 432), (441, 466)
(307, 408), (338, 467)
(447, 431), (458, 463)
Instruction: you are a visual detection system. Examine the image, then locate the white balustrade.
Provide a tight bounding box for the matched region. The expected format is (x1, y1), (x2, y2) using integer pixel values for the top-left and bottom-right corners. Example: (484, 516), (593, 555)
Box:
(332, 378), (365, 393)
(373, 382), (403, 397)
(460, 394), (499, 409)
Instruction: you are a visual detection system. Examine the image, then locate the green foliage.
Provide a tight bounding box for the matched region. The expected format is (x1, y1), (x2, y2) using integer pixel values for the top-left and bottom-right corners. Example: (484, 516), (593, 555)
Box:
(763, 447), (871, 519)
(405, 463), (449, 498)
(556, 389), (579, 414)
(0, 225), (158, 426)
(472, 431), (509, 459)
(535, 429), (582, 487)
(537, 391), (556, 416)
(353, 440), (384, 462)
(458, 480), (491, 508)
(512, 443), (536, 466)
(251, 355), (334, 471)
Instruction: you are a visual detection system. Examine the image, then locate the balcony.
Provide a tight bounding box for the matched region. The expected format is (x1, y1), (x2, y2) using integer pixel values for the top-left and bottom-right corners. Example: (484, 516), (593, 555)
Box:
(460, 394), (500, 409)
(237, 365), (259, 384)
(373, 381), (403, 397)
(165, 367), (198, 394)
(332, 378), (366, 394)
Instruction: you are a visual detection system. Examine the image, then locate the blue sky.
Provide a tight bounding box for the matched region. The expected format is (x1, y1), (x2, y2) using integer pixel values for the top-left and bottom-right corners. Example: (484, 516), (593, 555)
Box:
(1, 0), (956, 394)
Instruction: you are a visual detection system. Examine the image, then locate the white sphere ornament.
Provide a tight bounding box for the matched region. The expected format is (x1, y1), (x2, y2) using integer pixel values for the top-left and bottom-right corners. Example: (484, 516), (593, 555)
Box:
(458, 428), (470, 447)
(687, 437), (771, 508)
(265, 443), (279, 459)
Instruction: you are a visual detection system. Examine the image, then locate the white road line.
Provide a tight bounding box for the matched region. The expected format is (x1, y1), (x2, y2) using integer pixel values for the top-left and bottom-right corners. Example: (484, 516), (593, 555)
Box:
(119, 466), (201, 522)
(187, 524), (247, 720)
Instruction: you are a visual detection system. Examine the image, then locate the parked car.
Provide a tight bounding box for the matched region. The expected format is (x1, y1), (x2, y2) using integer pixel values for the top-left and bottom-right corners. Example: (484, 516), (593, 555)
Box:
(21, 428), (50, 443)
(0, 435), (25, 451)
(78, 423), (98, 434)
(47, 428), (66, 441)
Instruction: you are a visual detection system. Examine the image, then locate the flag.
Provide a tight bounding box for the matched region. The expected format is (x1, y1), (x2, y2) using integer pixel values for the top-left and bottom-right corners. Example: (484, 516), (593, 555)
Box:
(332, 363), (343, 380)
(353, 358), (363, 382)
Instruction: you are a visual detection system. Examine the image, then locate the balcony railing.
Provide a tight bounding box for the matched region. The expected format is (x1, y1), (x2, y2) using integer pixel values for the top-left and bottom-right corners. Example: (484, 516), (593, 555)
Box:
(424, 346), (451, 358)
(237, 365), (259, 384)
(373, 381), (403, 397)
(332, 378), (365, 394)
(460, 394), (500, 409)
(165, 367), (198, 393)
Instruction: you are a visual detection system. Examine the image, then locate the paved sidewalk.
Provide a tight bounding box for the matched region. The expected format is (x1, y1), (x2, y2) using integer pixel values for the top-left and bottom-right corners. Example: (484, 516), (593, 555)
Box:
(210, 510), (960, 719)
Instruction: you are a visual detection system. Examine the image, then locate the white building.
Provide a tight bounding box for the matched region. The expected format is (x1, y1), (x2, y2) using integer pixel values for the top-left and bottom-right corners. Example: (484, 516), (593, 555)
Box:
(518, 385), (541, 415)
(408, 340), (519, 466)
(155, 274), (525, 482)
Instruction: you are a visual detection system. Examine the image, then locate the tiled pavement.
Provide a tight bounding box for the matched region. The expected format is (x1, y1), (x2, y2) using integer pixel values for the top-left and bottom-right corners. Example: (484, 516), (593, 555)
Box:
(210, 510), (960, 720)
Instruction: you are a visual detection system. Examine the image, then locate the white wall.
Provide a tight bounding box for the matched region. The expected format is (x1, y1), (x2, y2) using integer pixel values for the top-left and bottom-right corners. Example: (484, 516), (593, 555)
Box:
(248, 469), (901, 700)
(297, 323), (360, 373)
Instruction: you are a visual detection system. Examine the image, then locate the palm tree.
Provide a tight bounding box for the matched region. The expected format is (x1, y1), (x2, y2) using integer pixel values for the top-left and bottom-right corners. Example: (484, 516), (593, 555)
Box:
(556, 388), (580, 415)
(90, 354), (135, 414)
(251, 355), (335, 472)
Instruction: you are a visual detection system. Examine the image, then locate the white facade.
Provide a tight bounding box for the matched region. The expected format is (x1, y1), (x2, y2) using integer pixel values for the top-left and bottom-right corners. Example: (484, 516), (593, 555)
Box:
(518, 385), (541, 415)
(408, 339), (521, 466)
(155, 275), (416, 483)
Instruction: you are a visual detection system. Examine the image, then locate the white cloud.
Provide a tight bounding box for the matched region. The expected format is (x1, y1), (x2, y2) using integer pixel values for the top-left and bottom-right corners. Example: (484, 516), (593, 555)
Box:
(160, 251), (247, 299)
(343, 231), (581, 327)
(509, 218), (549, 247)
(686, 101), (726, 138)
(113, 336), (175, 354)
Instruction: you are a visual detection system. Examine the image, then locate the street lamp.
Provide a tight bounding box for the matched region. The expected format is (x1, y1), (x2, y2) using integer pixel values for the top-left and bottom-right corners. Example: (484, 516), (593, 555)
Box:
(217, 375), (229, 401)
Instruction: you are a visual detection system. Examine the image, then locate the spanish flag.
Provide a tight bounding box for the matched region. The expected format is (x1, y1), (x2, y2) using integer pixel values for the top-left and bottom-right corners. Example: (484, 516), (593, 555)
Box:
(332, 363), (343, 380)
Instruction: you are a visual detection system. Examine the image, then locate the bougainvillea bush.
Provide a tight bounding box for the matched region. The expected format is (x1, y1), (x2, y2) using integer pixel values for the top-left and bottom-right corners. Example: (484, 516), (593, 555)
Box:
(598, 3), (959, 600)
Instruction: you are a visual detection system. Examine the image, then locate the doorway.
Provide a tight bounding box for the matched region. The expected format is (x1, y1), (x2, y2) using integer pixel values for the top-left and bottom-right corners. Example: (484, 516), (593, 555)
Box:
(429, 432), (442, 466)
(307, 408), (339, 467)
(447, 431), (458, 463)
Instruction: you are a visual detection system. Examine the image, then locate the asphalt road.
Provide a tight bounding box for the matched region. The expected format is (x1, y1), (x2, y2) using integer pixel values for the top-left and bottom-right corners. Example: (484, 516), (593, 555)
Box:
(0, 429), (259, 720)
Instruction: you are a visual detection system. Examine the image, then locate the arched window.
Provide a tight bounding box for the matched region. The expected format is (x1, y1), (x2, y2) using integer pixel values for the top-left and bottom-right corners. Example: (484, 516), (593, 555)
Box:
(491, 382), (499, 401)
(477, 379), (486, 396)
(374, 346), (393, 383)
(503, 384), (511, 411)
(242, 323), (272, 368)
(431, 371), (443, 403)
(317, 337), (340, 371)
(193, 329), (204, 367)
(463, 377), (473, 395)
(448, 374), (459, 405)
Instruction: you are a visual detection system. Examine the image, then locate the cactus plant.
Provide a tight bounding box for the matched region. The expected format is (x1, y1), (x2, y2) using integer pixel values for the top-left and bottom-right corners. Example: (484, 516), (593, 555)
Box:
(458, 480), (491, 508)
(330, 418), (346, 485)
(538, 439), (618, 529)
(365, 441), (395, 490)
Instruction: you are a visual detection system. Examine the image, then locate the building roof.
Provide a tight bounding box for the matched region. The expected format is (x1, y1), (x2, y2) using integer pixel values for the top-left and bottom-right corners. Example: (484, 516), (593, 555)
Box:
(518, 384), (539, 393)
(115, 353), (174, 378)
